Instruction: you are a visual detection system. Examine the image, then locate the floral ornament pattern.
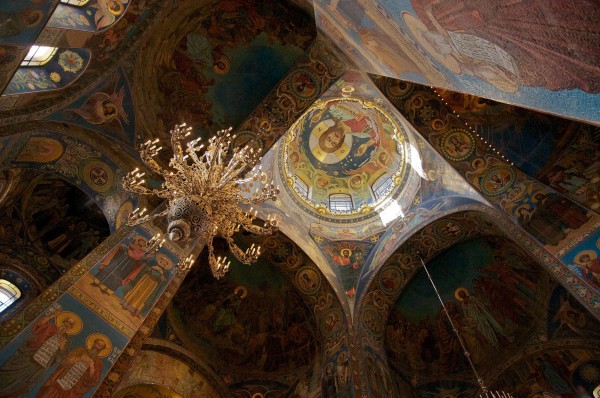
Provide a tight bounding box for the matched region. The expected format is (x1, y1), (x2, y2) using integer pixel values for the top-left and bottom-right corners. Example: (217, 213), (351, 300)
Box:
(58, 50), (84, 73)
(50, 72), (61, 83)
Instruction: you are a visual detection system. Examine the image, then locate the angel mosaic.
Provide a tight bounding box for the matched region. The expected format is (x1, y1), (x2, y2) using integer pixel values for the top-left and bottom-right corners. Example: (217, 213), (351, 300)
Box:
(92, 0), (129, 31)
(66, 76), (130, 142)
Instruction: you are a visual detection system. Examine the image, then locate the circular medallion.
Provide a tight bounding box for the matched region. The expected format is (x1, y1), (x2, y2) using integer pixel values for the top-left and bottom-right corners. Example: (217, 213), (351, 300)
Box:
(440, 129), (475, 161)
(384, 79), (414, 101)
(233, 130), (261, 152)
(321, 307), (343, 337)
(282, 97), (409, 218)
(433, 220), (466, 241)
(288, 69), (321, 101)
(82, 160), (114, 193)
(294, 266), (322, 295)
(378, 266), (404, 295)
(362, 306), (384, 338)
(481, 166), (516, 196)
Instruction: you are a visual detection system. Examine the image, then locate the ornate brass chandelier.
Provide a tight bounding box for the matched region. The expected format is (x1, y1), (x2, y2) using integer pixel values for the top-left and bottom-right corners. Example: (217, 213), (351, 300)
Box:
(418, 255), (514, 398)
(122, 123), (279, 279)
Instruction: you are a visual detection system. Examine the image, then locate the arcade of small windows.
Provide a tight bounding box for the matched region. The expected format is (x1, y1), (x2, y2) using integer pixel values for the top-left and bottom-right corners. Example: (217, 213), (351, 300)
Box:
(329, 193), (353, 212)
(60, 0), (91, 5)
(20, 45), (58, 67)
(294, 177), (310, 198)
(0, 279), (21, 314)
(372, 173), (392, 201)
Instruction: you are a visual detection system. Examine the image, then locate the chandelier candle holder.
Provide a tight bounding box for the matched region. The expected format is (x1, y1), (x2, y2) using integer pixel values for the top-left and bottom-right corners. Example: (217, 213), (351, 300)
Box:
(122, 123), (280, 279)
(418, 254), (514, 398)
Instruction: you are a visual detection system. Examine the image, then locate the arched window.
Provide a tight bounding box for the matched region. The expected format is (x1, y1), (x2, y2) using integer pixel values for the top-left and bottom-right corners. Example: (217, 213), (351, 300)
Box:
(60, 0), (91, 5)
(329, 193), (353, 212)
(294, 177), (309, 198)
(20, 45), (58, 67)
(372, 173), (392, 200)
(0, 279), (21, 313)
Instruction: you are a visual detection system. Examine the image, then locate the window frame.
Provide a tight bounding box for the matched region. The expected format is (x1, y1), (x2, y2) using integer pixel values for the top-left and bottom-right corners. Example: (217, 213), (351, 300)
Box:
(59, 0), (91, 6)
(294, 177), (310, 199)
(20, 45), (59, 67)
(371, 173), (393, 201)
(0, 279), (21, 313)
(329, 193), (353, 212)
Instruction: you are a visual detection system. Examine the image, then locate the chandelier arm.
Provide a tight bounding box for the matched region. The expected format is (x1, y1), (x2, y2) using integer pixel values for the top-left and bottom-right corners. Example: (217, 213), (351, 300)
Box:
(220, 161), (249, 186)
(418, 254), (489, 395)
(126, 208), (168, 227)
(241, 223), (276, 236)
(141, 155), (167, 176)
(225, 236), (256, 265)
(248, 194), (275, 204)
(185, 145), (202, 165)
(170, 125), (192, 163)
(122, 184), (154, 196)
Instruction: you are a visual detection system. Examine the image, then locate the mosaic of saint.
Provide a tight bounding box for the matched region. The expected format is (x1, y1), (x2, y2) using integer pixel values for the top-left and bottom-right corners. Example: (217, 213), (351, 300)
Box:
(169, 236), (317, 377)
(283, 97), (408, 216)
(386, 237), (546, 377)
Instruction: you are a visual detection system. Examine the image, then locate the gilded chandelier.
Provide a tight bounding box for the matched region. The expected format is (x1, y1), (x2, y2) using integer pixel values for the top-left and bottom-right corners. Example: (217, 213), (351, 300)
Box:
(122, 123), (279, 279)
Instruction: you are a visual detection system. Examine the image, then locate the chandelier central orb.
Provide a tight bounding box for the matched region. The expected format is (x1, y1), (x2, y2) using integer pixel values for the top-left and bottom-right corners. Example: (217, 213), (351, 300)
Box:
(122, 124), (279, 279)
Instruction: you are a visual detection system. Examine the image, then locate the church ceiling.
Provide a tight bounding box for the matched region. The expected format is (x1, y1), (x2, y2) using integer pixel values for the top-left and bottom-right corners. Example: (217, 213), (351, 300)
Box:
(0, 0), (166, 112)
(133, 0), (316, 144)
(387, 236), (548, 380)
(168, 231), (346, 381)
(267, 71), (488, 315)
(433, 88), (600, 214)
(0, 1), (599, 397)
(282, 96), (409, 218)
(314, 0), (600, 125)
(0, 169), (109, 287)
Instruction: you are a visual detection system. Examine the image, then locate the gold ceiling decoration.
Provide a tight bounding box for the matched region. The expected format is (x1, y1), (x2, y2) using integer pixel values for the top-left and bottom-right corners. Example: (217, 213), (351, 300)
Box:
(122, 124), (279, 279)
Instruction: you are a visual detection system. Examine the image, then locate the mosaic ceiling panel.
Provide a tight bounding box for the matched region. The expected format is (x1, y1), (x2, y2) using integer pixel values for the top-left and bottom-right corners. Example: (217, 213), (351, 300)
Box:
(283, 97), (409, 218)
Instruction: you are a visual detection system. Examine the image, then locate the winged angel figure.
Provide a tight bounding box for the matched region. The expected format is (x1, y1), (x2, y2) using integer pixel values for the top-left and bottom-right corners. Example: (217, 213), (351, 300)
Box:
(92, 0), (129, 31)
(67, 75), (130, 141)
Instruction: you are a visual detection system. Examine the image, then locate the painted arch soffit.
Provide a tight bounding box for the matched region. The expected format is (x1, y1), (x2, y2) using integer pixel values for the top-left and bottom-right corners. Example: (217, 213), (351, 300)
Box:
(167, 230), (349, 379)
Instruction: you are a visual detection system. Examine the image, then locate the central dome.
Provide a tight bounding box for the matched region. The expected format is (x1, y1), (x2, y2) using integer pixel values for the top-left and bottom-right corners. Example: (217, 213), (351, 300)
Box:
(282, 97), (409, 218)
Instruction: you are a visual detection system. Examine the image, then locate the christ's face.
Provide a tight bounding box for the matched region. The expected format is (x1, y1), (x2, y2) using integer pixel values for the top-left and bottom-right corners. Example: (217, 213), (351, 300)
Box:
(322, 129), (344, 150)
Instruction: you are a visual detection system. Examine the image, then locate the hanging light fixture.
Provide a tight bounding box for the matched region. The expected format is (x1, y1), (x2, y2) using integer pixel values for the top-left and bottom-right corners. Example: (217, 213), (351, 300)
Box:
(418, 254), (513, 398)
(122, 123), (279, 279)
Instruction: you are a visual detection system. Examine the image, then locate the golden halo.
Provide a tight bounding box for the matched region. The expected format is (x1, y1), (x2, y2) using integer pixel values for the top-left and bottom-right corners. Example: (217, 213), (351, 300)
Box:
(86, 333), (112, 358)
(574, 250), (597, 266)
(156, 253), (173, 270)
(454, 287), (469, 301)
(116, 201), (133, 229)
(402, 12), (461, 74)
(108, 1), (125, 16)
(340, 248), (352, 257)
(234, 285), (248, 299)
(26, 11), (44, 27)
(251, 394), (264, 398)
(213, 56), (230, 75)
(133, 235), (148, 246)
(56, 311), (83, 335)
